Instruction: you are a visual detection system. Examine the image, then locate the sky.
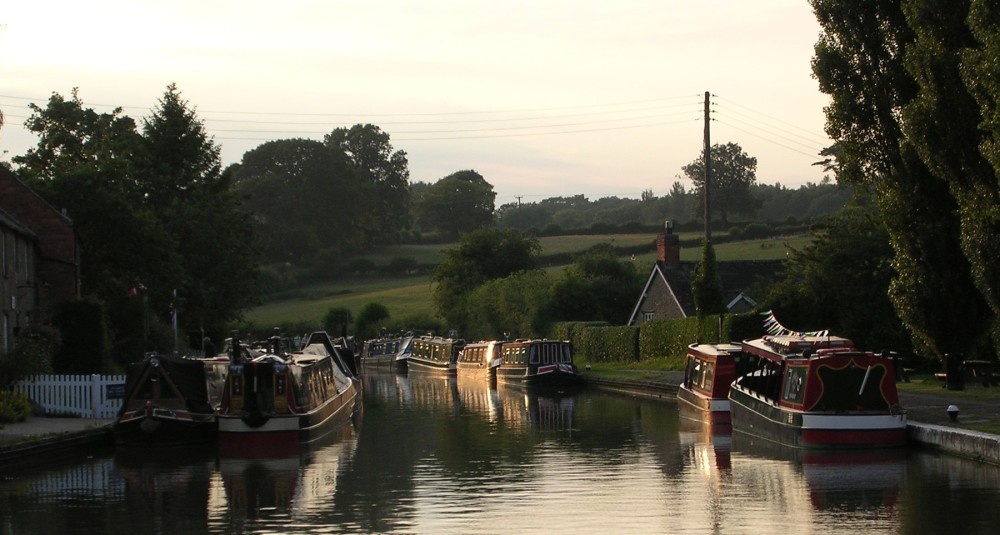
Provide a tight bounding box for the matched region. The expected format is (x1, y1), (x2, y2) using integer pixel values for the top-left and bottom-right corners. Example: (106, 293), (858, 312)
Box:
(1, 1), (832, 206)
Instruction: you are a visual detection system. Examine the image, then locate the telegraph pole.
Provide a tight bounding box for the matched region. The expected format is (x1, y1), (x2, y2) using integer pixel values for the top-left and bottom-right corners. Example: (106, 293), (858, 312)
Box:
(703, 90), (712, 242)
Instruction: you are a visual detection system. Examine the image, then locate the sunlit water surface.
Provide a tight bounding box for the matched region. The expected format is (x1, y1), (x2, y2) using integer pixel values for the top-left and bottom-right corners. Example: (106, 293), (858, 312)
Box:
(2, 371), (998, 534)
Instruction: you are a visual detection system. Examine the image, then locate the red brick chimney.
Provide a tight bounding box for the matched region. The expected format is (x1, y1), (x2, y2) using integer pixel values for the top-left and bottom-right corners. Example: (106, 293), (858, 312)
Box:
(656, 221), (680, 268)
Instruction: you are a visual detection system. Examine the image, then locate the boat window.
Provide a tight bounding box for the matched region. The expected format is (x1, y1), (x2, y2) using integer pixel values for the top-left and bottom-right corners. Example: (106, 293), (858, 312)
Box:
(562, 345), (572, 363)
(687, 360), (715, 390)
(529, 345), (539, 364)
(782, 366), (807, 404)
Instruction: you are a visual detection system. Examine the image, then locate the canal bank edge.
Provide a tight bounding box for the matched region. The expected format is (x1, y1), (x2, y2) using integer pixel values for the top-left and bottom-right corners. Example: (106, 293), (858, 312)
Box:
(3, 374), (999, 468)
(0, 418), (114, 470)
(581, 372), (1000, 466)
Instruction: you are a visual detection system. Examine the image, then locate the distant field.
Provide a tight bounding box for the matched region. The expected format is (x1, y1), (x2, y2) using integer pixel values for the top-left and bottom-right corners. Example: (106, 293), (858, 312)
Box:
(243, 233), (813, 327)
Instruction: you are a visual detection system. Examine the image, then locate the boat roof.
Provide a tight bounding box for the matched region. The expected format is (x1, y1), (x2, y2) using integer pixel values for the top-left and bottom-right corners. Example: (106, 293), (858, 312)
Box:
(687, 342), (743, 357)
(742, 334), (856, 362)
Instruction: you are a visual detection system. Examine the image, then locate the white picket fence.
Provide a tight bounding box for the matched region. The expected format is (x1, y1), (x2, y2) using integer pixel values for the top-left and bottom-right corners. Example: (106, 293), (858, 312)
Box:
(13, 374), (126, 419)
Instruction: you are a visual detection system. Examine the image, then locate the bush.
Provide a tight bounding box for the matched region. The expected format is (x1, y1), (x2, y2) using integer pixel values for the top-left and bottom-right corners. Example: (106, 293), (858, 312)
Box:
(741, 222), (773, 240)
(53, 298), (109, 374)
(0, 324), (60, 385)
(385, 256), (419, 276)
(0, 389), (32, 423)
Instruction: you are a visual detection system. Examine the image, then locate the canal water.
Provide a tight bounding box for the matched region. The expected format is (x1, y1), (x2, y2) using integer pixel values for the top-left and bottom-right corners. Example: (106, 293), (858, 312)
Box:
(2, 371), (999, 534)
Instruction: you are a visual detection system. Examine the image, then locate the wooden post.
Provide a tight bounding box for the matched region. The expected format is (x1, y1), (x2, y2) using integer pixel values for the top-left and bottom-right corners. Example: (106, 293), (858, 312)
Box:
(703, 90), (712, 242)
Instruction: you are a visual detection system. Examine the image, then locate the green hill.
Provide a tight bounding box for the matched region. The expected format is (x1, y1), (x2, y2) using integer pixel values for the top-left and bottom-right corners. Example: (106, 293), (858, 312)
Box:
(242, 233), (811, 328)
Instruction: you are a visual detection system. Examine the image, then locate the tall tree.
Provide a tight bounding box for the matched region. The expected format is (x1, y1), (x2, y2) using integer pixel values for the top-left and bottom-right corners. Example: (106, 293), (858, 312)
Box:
(902, 0), (1000, 325)
(415, 169), (496, 239)
(682, 142), (761, 226)
(466, 270), (553, 339)
(138, 84), (259, 339)
(432, 228), (540, 331)
(766, 204), (910, 352)
(14, 90), (178, 324)
(324, 124), (411, 244)
(811, 0), (992, 359)
(232, 138), (367, 264)
(691, 240), (725, 318)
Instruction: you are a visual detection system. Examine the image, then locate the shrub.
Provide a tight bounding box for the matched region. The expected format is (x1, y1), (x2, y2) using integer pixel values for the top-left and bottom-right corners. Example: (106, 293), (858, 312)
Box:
(0, 324), (59, 385)
(0, 389), (32, 423)
(385, 256), (419, 276)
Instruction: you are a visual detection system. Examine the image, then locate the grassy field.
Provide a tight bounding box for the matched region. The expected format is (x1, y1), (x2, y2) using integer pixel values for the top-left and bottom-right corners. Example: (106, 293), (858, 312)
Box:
(243, 233), (813, 327)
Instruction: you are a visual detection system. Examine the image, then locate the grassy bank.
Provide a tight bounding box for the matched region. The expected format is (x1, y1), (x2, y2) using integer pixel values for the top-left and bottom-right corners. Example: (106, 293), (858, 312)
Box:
(244, 233), (811, 327)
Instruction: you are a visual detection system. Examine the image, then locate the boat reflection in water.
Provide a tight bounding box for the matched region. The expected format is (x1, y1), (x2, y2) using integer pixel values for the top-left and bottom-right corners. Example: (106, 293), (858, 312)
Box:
(115, 445), (219, 533)
(212, 420), (359, 530)
(730, 432), (906, 516)
(453, 372), (576, 433)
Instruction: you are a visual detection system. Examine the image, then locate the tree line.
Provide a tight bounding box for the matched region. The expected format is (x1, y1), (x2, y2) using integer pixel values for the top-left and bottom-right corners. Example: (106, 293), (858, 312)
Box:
(15, 7), (992, 375)
(0, 82), (856, 371)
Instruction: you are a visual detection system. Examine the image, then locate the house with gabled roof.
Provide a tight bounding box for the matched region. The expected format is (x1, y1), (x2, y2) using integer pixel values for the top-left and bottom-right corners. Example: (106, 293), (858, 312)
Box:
(0, 166), (80, 353)
(626, 222), (780, 326)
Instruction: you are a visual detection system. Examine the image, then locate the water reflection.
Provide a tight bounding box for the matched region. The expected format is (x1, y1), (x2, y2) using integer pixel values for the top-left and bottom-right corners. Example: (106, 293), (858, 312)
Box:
(3, 373), (1000, 533)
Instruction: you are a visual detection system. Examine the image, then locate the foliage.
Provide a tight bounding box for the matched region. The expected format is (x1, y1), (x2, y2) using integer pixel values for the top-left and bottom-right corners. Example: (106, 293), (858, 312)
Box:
(465, 270), (554, 339)
(386, 256), (419, 276)
(572, 326), (640, 363)
(0, 390), (32, 424)
(811, 0), (994, 360)
(764, 205), (913, 357)
(902, 0), (1000, 326)
(324, 124), (412, 244)
(635, 314), (763, 369)
(691, 240), (725, 318)
(414, 170), (496, 238)
(52, 298), (110, 373)
(231, 138), (364, 265)
(550, 244), (643, 324)
(682, 142), (762, 226)
(322, 307), (353, 338)
(432, 228), (541, 332)
(13, 85), (258, 358)
(354, 302), (391, 340)
(383, 313), (447, 337)
(549, 321), (611, 342)
(0, 324), (60, 385)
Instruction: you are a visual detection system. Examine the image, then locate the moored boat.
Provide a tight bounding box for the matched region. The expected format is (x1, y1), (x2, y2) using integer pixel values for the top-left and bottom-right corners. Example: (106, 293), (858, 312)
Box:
(358, 332), (412, 373)
(677, 342), (745, 428)
(494, 339), (581, 391)
(217, 331), (362, 456)
(455, 340), (503, 381)
(728, 329), (907, 449)
(113, 352), (229, 446)
(408, 335), (465, 375)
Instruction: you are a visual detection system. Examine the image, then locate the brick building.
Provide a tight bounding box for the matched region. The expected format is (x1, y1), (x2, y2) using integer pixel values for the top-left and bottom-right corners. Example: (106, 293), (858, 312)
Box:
(0, 166), (80, 353)
(626, 222), (780, 326)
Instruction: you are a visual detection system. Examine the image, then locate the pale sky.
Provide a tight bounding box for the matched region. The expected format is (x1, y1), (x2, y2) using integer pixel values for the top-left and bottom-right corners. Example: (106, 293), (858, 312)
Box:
(1, 0), (832, 206)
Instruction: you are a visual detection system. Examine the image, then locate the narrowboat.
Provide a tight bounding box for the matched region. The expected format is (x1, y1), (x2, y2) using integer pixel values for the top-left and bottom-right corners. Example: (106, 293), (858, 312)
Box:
(113, 352), (229, 446)
(494, 339), (581, 391)
(455, 340), (503, 381)
(728, 332), (907, 449)
(677, 342), (745, 427)
(218, 331), (362, 456)
(358, 332), (413, 373)
(408, 335), (465, 375)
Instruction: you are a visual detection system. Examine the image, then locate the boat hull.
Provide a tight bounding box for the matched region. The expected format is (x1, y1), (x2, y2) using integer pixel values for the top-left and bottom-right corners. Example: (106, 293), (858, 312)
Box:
(219, 380), (361, 457)
(729, 384), (907, 449)
(496, 364), (581, 392)
(407, 359), (456, 376)
(358, 355), (408, 373)
(113, 410), (217, 447)
(677, 384), (731, 426)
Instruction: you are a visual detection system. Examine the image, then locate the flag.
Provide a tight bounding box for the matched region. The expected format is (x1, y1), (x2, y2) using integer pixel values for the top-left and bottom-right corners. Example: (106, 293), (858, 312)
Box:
(128, 282), (146, 297)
